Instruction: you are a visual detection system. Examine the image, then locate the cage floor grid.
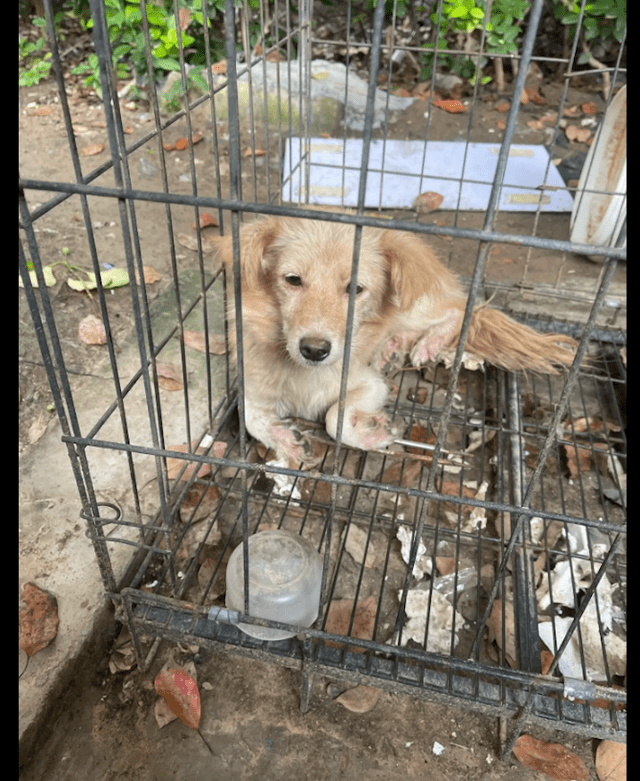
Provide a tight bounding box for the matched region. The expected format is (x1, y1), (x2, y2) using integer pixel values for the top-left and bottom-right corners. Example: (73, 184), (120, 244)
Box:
(107, 335), (625, 742)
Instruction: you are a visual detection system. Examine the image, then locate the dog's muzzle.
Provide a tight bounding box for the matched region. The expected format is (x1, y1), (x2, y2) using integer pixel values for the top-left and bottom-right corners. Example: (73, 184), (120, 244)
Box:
(299, 337), (331, 363)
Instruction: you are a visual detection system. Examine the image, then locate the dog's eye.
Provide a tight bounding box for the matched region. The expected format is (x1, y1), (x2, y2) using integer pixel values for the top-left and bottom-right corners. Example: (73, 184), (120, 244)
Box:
(346, 282), (364, 295)
(285, 274), (302, 287)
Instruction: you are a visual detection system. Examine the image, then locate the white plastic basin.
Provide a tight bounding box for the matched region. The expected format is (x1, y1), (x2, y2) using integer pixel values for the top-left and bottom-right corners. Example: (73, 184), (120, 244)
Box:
(570, 85), (626, 253)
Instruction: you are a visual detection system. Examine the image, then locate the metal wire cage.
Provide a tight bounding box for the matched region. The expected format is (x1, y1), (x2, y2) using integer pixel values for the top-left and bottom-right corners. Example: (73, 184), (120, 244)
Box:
(20, 0), (626, 754)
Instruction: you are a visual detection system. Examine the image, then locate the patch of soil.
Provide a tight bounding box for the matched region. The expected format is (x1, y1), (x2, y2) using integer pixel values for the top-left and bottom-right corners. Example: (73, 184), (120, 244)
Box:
(19, 637), (602, 781)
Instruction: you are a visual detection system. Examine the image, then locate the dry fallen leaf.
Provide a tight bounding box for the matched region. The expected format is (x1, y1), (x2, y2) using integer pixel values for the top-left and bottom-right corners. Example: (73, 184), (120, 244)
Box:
(175, 132), (204, 151)
(192, 213), (219, 230)
(487, 598), (517, 668)
(566, 124), (592, 143)
(342, 524), (376, 569)
(141, 265), (161, 284)
(108, 642), (137, 674)
(381, 458), (424, 488)
(176, 233), (214, 253)
(154, 697), (178, 728)
(154, 667), (201, 729)
(183, 330), (227, 355)
(524, 87), (546, 105)
(79, 143), (104, 156)
(324, 595), (377, 652)
(180, 484), (222, 524)
(540, 112), (558, 124)
(156, 363), (183, 391)
(19, 583), (60, 658)
(335, 685), (381, 713)
(595, 740), (626, 781)
(211, 59), (227, 74)
(495, 101), (510, 112)
(513, 735), (589, 781)
(166, 440), (226, 482)
(562, 417), (615, 479)
(244, 147), (267, 157)
(78, 314), (107, 345)
(178, 7), (190, 30)
(36, 105), (52, 116)
(433, 99), (465, 113)
(406, 423), (434, 455)
(582, 102), (598, 115)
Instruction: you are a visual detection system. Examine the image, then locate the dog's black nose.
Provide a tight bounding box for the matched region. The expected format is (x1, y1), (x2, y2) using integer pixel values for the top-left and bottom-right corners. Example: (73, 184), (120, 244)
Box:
(299, 337), (331, 363)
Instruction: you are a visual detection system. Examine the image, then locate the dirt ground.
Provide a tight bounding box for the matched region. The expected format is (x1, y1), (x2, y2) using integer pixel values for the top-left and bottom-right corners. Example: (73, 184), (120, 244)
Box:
(20, 639), (602, 781)
(19, 21), (625, 781)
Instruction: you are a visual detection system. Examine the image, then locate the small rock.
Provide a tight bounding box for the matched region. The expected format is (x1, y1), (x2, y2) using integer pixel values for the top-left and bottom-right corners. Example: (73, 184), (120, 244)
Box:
(19, 583), (59, 657)
(139, 157), (159, 179)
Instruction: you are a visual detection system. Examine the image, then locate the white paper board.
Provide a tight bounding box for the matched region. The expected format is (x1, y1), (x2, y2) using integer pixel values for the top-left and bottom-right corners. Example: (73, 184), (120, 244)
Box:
(282, 138), (573, 212)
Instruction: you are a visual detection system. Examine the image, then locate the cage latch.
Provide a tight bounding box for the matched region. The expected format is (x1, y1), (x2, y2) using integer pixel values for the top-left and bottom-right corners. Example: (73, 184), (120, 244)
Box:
(562, 677), (597, 702)
(207, 606), (241, 625)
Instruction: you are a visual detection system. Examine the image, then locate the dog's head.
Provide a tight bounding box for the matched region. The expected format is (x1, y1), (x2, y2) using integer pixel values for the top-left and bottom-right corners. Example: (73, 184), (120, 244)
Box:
(216, 216), (457, 367)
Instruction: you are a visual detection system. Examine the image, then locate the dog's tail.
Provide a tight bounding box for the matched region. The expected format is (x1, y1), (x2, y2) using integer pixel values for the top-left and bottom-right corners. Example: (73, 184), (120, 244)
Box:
(457, 305), (578, 374)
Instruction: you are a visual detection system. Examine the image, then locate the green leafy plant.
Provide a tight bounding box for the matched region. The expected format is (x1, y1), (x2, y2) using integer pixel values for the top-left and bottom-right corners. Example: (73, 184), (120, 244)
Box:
(419, 0), (625, 87)
(68, 1), (225, 100)
(19, 17), (54, 87)
(420, 0), (531, 85)
(420, 0), (496, 83)
(553, 0), (626, 61)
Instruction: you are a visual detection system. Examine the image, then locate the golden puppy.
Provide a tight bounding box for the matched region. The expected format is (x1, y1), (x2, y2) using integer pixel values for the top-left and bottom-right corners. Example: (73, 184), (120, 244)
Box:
(215, 216), (576, 464)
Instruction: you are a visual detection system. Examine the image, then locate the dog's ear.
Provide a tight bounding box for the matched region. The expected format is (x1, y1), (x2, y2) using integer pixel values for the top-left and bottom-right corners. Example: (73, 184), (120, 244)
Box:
(379, 230), (460, 310)
(213, 217), (282, 289)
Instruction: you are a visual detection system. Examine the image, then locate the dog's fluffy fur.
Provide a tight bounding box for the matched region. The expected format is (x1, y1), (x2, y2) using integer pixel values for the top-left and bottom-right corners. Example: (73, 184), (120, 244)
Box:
(215, 216), (577, 464)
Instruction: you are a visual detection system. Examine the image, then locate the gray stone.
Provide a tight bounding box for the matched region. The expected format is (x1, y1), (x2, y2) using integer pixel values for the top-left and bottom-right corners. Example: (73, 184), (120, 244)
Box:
(210, 59), (416, 132)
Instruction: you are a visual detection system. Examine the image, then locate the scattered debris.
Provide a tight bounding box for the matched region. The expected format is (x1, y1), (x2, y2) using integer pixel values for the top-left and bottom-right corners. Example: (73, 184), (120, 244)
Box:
(342, 524), (376, 569)
(396, 524), (431, 579)
(108, 627), (137, 674)
(398, 587), (460, 654)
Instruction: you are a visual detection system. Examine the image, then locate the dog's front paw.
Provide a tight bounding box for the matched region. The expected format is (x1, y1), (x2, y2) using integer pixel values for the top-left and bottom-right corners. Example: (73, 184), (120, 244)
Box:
(267, 419), (321, 468)
(343, 411), (405, 451)
(410, 333), (450, 365)
(378, 331), (418, 373)
(409, 311), (460, 367)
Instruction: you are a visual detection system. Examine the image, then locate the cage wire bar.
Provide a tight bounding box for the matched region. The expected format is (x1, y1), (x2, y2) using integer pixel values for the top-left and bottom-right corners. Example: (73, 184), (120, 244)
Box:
(20, 0), (626, 753)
